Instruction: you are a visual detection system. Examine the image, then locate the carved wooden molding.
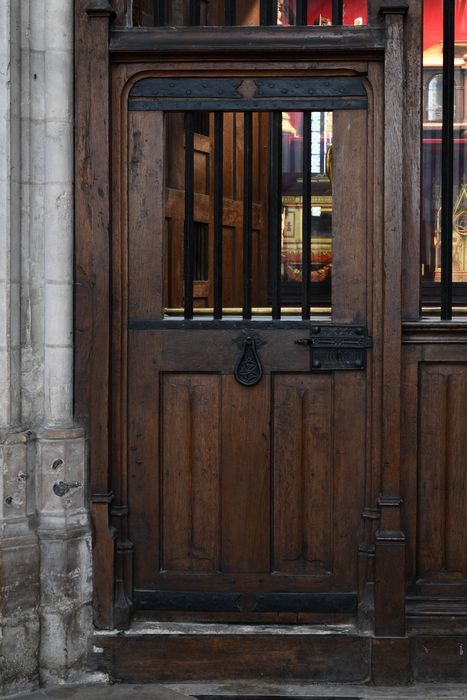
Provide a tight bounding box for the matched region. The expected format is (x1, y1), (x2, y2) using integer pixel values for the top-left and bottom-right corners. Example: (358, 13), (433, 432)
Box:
(110, 26), (385, 60)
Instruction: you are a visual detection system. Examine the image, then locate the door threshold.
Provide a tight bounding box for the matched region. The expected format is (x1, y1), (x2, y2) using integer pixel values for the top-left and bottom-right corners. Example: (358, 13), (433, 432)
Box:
(96, 620), (366, 636)
(93, 623), (371, 682)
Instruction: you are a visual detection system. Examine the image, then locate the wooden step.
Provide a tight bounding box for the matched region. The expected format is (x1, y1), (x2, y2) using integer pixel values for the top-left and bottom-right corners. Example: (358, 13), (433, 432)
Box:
(93, 622), (371, 683)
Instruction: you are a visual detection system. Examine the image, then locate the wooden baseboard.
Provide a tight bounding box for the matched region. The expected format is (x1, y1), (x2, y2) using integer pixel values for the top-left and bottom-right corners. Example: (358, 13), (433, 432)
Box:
(94, 625), (370, 682)
(93, 622), (467, 684)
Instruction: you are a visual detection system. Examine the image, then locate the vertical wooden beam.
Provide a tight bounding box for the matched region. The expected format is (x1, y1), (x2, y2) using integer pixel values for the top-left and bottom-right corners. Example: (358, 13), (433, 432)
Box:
(402, 0), (422, 319)
(367, 0), (383, 25)
(375, 1), (408, 640)
(112, 0), (127, 24)
(76, 0), (116, 629)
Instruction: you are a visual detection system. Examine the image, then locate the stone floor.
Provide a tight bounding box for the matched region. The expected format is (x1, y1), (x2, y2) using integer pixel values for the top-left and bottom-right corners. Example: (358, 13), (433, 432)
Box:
(8, 682), (467, 700)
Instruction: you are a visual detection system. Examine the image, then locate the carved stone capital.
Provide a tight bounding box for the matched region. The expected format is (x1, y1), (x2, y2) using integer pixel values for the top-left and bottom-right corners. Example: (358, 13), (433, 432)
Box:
(85, 0), (117, 21)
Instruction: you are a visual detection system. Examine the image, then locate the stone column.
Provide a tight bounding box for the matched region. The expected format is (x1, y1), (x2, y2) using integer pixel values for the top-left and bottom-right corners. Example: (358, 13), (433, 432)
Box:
(0, 0), (94, 694)
(0, 1), (38, 695)
(0, 0), (40, 695)
(36, 0), (93, 686)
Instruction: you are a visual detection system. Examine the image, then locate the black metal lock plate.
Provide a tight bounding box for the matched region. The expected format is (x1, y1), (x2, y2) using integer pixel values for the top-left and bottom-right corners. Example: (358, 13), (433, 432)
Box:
(295, 325), (373, 372)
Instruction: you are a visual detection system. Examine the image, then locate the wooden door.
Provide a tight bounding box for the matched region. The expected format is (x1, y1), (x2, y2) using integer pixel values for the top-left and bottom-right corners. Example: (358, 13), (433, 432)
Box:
(124, 74), (374, 618)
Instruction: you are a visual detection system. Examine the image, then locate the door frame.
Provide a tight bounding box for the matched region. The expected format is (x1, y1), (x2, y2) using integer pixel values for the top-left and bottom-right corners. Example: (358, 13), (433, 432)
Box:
(75, 0), (410, 635)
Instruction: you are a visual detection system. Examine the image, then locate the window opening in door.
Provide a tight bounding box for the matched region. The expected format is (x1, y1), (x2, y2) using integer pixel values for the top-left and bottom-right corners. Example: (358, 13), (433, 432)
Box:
(163, 110), (334, 319)
(422, 0), (467, 317)
(132, 0), (367, 27)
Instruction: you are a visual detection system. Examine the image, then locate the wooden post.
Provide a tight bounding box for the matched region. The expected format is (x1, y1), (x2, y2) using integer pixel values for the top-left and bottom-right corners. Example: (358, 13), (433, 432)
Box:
(367, 0), (383, 25)
(75, 0), (116, 630)
(374, 0), (408, 643)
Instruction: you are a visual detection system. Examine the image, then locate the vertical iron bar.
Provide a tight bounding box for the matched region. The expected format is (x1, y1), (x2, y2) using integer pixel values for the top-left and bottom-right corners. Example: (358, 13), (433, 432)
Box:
(225, 0), (236, 26)
(243, 112), (253, 320)
(184, 112), (195, 319)
(214, 112), (224, 319)
(302, 111), (312, 319)
(296, 0), (307, 25)
(153, 0), (165, 25)
(190, 0), (201, 26)
(332, 0), (343, 25)
(269, 111), (282, 319)
(260, 0), (277, 25)
(441, 0), (455, 319)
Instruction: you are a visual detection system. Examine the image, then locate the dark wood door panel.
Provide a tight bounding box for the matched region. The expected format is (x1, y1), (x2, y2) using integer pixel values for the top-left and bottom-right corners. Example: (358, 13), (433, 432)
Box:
(417, 362), (467, 583)
(273, 373), (334, 576)
(402, 345), (467, 600)
(128, 332), (367, 600)
(162, 373), (221, 573)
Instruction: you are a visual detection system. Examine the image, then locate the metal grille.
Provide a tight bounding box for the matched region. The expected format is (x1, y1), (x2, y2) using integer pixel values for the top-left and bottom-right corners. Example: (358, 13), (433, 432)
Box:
(129, 76), (368, 321)
(152, 0), (346, 26)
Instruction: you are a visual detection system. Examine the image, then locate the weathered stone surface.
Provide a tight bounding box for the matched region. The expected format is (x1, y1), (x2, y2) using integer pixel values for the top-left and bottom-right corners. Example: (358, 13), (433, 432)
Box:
(0, 615), (40, 696)
(0, 0), (91, 695)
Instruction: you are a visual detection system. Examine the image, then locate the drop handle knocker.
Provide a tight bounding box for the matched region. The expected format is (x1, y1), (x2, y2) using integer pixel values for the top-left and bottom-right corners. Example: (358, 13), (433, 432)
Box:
(234, 336), (263, 387)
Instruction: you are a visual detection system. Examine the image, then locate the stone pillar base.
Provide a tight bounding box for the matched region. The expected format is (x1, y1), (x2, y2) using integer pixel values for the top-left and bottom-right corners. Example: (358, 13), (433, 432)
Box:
(37, 427), (93, 686)
(0, 431), (40, 696)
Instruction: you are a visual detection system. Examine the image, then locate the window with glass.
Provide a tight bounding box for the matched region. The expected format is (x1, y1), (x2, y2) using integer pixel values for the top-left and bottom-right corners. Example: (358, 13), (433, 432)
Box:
(422, 0), (467, 317)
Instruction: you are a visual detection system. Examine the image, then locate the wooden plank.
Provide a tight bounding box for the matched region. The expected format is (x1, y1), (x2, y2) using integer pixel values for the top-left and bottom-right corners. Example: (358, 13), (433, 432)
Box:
(413, 636), (467, 681)
(222, 226), (242, 308)
(128, 331), (161, 588)
(332, 372), (366, 586)
(75, 0), (114, 629)
(162, 374), (221, 573)
(165, 190), (263, 231)
(375, 5), (407, 637)
(402, 0), (422, 319)
(379, 7), (405, 504)
(332, 109), (367, 323)
(110, 26), (385, 57)
(221, 375), (270, 573)
(97, 632), (371, 682)
(418, 367), (447, 577)
(128, 111), (164, 320)
(400, 344), (422, 584)
(273, 375), (333, 575)
(372, 638), (411, 685)
(362, 61), (384, 605)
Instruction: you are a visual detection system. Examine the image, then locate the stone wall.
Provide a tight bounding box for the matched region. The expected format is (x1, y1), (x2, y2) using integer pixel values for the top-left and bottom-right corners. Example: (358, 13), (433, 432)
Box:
(0, 1), (92, 695)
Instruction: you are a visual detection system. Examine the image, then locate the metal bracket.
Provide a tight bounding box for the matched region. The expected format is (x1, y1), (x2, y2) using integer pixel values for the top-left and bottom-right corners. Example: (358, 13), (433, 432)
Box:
(295, 324), (373, 371)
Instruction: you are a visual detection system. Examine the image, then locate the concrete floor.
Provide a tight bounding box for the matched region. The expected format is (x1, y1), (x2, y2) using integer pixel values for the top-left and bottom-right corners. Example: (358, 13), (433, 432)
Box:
(8, 682), (467, 700)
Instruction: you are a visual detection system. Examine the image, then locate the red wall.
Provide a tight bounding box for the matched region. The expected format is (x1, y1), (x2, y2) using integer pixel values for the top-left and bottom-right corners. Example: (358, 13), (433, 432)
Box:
(424, 0), (467, 50)
(282, 1), (367, 25)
